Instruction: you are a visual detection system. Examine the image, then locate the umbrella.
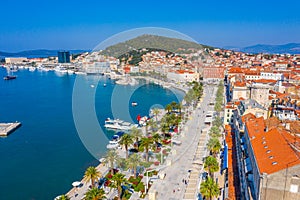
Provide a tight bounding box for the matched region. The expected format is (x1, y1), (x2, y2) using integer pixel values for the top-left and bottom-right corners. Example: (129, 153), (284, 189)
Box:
(72, 181), (81, 187)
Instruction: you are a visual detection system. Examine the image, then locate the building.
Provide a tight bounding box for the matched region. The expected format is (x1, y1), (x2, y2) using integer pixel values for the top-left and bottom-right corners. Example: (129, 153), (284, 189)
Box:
(202, 67), (225, 81)
(5, 57), (27, 64)
(58, 51), (71, 63)
(167, 70), (199, 83)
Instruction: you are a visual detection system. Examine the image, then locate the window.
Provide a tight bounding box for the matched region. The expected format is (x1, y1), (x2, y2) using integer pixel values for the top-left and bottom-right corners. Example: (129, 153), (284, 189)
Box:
(290, 184), (298, 193)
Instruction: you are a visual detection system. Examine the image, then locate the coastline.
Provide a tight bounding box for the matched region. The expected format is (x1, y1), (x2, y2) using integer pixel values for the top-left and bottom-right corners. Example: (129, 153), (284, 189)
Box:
(134, 75), (189, 94)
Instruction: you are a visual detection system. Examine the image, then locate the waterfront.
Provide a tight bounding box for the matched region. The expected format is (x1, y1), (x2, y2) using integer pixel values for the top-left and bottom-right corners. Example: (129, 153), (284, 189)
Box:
(0, 68), (184, 200)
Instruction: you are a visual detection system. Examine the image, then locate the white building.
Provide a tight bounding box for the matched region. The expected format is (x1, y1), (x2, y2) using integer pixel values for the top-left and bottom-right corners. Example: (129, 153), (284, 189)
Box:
(260, 72), (283, 80)
(167, 70), (199, 83)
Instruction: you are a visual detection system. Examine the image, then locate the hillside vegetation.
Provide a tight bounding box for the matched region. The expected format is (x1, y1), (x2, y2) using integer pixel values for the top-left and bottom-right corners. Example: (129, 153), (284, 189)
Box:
(100, 34), (212, 58)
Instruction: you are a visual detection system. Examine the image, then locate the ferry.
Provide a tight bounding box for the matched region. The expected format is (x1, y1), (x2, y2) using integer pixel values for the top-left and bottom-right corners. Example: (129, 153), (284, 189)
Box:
(104, 118), (138, 131)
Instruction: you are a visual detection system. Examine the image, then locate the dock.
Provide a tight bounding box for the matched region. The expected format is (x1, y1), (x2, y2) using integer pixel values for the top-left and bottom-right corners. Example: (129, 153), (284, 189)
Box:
(0, 122), (21, 136)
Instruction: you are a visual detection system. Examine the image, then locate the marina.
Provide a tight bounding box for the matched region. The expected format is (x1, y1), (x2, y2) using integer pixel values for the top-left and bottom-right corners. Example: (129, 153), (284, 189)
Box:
(0, 68), (183, 200)
(0, 122), (21, 136)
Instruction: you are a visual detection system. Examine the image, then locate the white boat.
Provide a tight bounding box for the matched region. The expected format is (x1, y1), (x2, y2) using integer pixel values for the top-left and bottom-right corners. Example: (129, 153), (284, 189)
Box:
(104, 118), (138, 131)
(67, 70), (75, 75)
(28, 66), (36, 72)
(90, 84), (95, 88)
(138, 116), (148, 126)
(131, 102), (138, 107)
(106, 140), (120, 149)
(103, 83), (107, 87)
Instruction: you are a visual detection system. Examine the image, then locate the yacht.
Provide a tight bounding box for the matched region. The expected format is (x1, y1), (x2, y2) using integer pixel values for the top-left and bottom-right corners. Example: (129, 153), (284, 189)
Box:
(106, 140), (120, 149)
(131, 102), (138, 107)
(104, 118), (138, 131)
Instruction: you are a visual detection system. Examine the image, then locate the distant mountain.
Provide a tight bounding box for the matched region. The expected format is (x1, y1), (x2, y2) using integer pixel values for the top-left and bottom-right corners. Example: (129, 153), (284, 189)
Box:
(0, 49), (90, 58)
(226, 43), (300, 54)
(100, 34), (213, 58)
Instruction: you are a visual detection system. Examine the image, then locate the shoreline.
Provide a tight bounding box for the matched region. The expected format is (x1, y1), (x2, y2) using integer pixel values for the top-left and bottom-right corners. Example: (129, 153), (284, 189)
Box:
(134, 75), (189, 94)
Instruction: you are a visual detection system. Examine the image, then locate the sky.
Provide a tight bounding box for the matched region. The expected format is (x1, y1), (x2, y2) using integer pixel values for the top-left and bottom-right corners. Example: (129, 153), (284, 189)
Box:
(0, 0), (300, 52)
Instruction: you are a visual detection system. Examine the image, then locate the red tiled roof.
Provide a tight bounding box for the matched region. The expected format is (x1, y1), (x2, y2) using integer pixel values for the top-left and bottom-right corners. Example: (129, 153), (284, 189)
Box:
(246, 118), (300, 174)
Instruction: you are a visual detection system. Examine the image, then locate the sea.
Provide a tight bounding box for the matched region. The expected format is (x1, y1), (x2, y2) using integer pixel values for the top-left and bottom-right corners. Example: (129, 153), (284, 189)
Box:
(0, 68), (184, 200)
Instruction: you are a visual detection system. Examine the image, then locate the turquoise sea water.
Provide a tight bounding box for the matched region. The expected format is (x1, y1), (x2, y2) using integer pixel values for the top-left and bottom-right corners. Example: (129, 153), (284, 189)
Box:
(0, 68), (183, 200)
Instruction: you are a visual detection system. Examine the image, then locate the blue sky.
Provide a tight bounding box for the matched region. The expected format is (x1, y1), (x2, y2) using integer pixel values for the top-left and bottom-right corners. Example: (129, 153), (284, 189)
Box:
(1, 0), (299, 51)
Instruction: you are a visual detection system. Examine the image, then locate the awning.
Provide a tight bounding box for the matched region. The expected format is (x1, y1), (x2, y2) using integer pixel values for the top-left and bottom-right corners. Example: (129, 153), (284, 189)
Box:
(222, 144), (228, 170)
(244, 157), (252, 173)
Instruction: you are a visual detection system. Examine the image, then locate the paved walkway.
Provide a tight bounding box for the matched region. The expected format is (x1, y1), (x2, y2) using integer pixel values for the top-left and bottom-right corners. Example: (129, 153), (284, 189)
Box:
(143, 85), (217, 200)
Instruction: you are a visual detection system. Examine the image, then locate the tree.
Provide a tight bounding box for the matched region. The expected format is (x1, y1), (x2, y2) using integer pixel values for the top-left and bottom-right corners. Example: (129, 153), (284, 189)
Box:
(204, 156), (219, 178)
(139, 137), (154, 162)
(111, 173), (128, 200)
(84, 188), (106, 200)
(104, 149), (120, 175)
(127, 154), (143, 178)
(207, 137), (221, 157)
(152, 132), (162, 145)
(170, 101), (178, 111)
(152, 108), (161, 122)
(200, 177), (219, 200)
(212, 116), (222, 128)
(119, 134), (133, 158)
(83, 166), (101, 188)
(57, 195), (70, 200)
(130, 127), (143, 146)
(209, 126), (221, 138)
(165, 104), (172, 114)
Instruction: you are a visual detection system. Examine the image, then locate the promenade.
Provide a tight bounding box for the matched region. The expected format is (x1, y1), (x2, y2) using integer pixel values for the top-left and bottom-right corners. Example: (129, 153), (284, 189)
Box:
(145, 85), (217, 200)
(64, 84), (216, 200)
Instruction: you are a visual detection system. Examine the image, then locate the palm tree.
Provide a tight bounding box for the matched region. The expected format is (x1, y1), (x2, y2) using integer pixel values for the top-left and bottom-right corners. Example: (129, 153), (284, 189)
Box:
(127, 154), (143, 178)
(212, 116), (222, 128)
(57, 195), (70, 200)
(200, 177), (219, 200)
(209, 126), (221, 138)
(104, 149), (119, 175)
(165, 104), (172, 114)
(204, 156), (219, 178)
(152, 132), (162, 145)
(83, 166), (101, 188)
(170, 101), (178, 111)
(207, 137), (221, 157)
(111, 173), (128, 200)
(139, 137), (154, 162)
(119, 133), (133, 158)
(84, 188), (106, 200)
(152, 108), (160, 122)
(130, 127), (142, 146)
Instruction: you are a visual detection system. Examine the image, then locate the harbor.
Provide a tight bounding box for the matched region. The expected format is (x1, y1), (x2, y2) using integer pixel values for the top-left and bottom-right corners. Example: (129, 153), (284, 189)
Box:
(0, 122), (21, 136)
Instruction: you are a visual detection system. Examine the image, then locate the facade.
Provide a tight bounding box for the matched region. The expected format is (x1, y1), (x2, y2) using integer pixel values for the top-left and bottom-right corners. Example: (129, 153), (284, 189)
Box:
(58, 51), (71, 63)
(167, 70), (199, 83)
(5, 57), (28, 64)
(202, 67), (225, 81)
(260, 72), (283, 80)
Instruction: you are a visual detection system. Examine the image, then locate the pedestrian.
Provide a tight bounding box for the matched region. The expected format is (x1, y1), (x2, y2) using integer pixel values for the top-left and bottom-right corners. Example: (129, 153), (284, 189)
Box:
(182, 178), (184, 183)
(173, 189), (175, 193)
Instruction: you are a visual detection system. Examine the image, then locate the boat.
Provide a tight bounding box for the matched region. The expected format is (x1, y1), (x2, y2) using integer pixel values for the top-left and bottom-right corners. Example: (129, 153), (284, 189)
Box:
(28, 66), (36, 72)
(4, 75), (17, 80)
(131, 102), (138, 107)
(138, 116), (148, 126)
(106, 140), (120, 149)
(103, 83), (107, 87)
(90, 84), (95, 88)
(104, 118), (138, 131)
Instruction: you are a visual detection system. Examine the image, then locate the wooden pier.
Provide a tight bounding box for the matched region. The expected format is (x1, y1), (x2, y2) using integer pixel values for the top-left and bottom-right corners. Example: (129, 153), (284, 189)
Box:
(0, 122), (21, 136)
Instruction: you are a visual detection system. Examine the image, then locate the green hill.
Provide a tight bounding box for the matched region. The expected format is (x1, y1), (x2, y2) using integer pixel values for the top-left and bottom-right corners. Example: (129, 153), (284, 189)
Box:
(100, 34), (212, 58)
